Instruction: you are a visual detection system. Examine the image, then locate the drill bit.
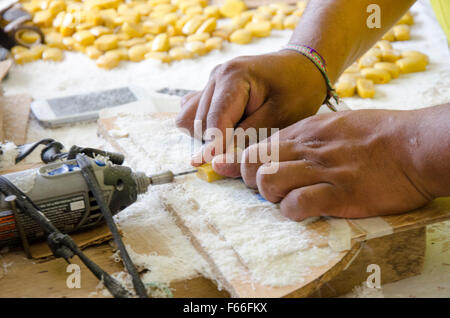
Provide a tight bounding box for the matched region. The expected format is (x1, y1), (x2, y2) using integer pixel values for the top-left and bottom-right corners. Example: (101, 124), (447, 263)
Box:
(173, 169), (198, 177)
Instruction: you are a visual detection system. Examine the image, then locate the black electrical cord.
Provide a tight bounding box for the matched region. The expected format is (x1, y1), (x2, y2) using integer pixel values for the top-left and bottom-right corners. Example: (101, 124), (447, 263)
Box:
(0, 176), (131, 298)
(76, 154), (148, 298)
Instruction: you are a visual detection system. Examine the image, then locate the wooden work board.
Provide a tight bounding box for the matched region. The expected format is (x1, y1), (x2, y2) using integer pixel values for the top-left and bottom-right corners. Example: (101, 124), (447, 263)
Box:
(98, 112), (450, 298)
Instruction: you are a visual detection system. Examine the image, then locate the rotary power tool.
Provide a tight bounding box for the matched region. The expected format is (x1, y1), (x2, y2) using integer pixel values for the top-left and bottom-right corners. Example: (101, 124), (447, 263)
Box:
(0, 139), (197, 298)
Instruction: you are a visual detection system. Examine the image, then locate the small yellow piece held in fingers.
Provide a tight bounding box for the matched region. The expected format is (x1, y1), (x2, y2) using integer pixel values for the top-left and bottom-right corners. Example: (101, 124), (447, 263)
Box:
(196, 163), (226, 182)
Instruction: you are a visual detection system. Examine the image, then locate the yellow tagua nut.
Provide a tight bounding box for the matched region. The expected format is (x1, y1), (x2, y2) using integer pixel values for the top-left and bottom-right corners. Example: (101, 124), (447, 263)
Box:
(229, 29), (252, 44)
(60, 13), (77, 36)
(356, 78), (375, 98)
(33, 10), (53, 27)
(336, 80), (356, 98)
(393, 24), (410, 41)
(45, 32), (65, 49)
(401, 51), (429, 65)
(169, 36), (186, 47)
(128, 44), (148, 62)
(397, 12), (414, 25)
(381, 29), (395, 42)
(14, 50), (36, 64)
(18, 30), (40, 45)
(152, 33), (170, 52)
(245, 21), (271, 37)
(141, 20), (167, 34)
(187, 33), (210, 42)
(122, 22), (143, 38)
(62, 37), (77, 50)
(204, 5), (221, 19)
(231, 15), (251, 28)
(358, 54), (380, 68)
(109, 48), (129, 60)
(86, 46), (103, 59)
(374, 62), (400, 79)
(375, 40), (393, 51)
(345, 63), (360, 73)
(197, 18), (217, 34)
(169, 46), (193, 60)
(381, 49), (402, 62)
(220, 0), (247, 18)
(396, 56), (427, 73)
(73, 31), (96, 46)
(95, 34), (119, 51)
(205, 36), (223, 51)
(196, 163), (225, 182)
(90, 26), (113, 37)
(271, 15), (285, 30)
(96, 51), (121, 69)
(361, 68), (391, 84)
(182, 17), (205, 35)
(145, 51), (172, 63)
(185, 41), (207, 55)
(29, 44), (46, 59)
(283, 15), (301, 30)
(42, 47), (64, 61)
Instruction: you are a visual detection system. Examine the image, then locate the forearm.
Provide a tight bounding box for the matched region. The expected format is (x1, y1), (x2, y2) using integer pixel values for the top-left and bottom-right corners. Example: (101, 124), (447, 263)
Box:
(405, 104), (450, 198)
(289, 0), (415, 82)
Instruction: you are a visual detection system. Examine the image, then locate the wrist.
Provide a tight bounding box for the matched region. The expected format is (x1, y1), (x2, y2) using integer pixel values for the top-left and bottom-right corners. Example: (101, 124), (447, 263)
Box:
(276, 49), (327, 113)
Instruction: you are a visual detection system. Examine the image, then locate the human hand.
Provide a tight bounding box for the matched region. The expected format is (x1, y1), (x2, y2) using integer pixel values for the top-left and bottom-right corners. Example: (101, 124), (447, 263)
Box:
(175, 50), (327, 166)
(212, 109), (435, 220)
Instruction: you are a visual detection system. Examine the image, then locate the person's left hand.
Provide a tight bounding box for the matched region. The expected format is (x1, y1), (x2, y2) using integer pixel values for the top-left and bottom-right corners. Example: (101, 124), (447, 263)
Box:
(211, 109), (434, 220)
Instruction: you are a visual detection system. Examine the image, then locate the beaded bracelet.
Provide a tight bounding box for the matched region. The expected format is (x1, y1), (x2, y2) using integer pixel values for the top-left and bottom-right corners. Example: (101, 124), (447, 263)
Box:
(282, 44), (339, 112)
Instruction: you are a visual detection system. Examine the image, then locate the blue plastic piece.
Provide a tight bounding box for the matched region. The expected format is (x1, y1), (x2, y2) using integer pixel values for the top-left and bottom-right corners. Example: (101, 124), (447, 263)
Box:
(47, 164), (80, 176)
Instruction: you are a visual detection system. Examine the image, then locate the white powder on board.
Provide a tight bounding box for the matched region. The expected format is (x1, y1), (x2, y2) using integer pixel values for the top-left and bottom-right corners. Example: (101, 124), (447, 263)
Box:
(113, 114), (339, 287)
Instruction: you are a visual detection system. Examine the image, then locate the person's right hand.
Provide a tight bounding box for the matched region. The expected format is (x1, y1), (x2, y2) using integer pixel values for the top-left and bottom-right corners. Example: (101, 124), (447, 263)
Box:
(175, 49), (328, 166)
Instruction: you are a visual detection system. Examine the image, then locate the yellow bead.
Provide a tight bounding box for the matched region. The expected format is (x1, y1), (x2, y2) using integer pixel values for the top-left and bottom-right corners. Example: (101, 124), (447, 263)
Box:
(220, 0), (247, 18)
(33, 10), (53, 27)
(151, 33), (170, 52)
(60, 13), (77, 36)
(42, 47), (64, 61)
(95, 34), (118, 51)
(393, 24), (410, 41)
(204, 6), (221, 19)
(271, 15), (285, 30)
(18, 30), (41, 45)
(231, 15), (251, 28)
(358, 54), (380, 68)
(122, 22), (143, 38)
(30, 44), (46, 59)
(361, 68), (391, 84)
(90, 26), (113, 37)
(245, 21), (271, 37)
(45, 32), (65, 49)
(169, 36), (186, 47)
(374, 62), (400, 79)
(182, 16), (204, 35)
(73, 31), (96, 46)
(345, 63), (360, 73)
(86, 46), (103, 59)
(375, 40), (393, 51)
(169, 46), (193, 60)
(163, 13), (180, 25)
(14, 50), (36, 64)
(397, 12), (414, 25)
(185, 41), (207, 56)
(109, 48), (129, 60)
(196, 163), (225, 182)
(62, 36), (77, 50)
(336, 80), (356, 98)
(356, 78), (375, 98)
(229, 29), (252, 44)
(396, 57), (427, 73)
(381, 49), (401, 63)
(205, 37), (223, 51)
(187, 33), (210, 42)
(283, 15), (300, 30)
(128, 44), (148, 62)
(96, 51), (121, 69)
(197, 18), (217, 34)
(145, 51), (172, 63)
(141, 20), (167, 34)
(401, 51), (429, 65)
(381, 29), (395, 42)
